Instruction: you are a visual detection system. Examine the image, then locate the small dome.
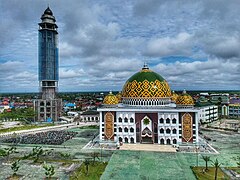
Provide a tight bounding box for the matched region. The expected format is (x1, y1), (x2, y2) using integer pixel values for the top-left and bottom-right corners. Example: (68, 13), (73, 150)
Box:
(176, 90), (194, 106)
(103, 92), (119, 105)
(171, 91), (178, 102)
(44, 7), (53, 16)
(122, 64), (171, 98)
(116, 92), (122, 102)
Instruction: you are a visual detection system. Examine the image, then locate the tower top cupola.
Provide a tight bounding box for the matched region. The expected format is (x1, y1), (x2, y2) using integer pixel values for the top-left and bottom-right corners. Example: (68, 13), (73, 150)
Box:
(44, 7), (53, 16)
(39, 6), (58, 31)
(142, 62), (149, 70)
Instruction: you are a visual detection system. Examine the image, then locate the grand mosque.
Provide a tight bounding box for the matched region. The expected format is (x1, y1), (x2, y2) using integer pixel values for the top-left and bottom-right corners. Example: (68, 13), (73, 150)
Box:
(98, 64), (199, 145)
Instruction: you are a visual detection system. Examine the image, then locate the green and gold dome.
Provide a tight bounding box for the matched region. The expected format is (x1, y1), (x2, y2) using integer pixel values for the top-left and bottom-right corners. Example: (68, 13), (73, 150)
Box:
(176, 90), (194, 106)
(103, 92), (119, 105)
(122, 64), (172, 98)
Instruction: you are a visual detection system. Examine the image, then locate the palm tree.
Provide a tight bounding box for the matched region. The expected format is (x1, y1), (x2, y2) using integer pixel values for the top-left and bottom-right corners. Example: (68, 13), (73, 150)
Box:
(91, 152), (100, 165)
(202, 156), (210, 171)
(84, 159), (90, 175)
(212, 158), (221, 180)
(4, 147), (18, 162)
(43, 161), (55, 179)
(11, 159), (20, 176)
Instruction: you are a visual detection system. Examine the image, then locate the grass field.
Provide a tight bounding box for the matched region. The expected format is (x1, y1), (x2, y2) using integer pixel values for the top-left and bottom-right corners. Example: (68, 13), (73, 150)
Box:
(101, 130), (240, 180)
(191, 167), (230, 180)
(70, 161), (108, 180)
(0, 123), (54, 134)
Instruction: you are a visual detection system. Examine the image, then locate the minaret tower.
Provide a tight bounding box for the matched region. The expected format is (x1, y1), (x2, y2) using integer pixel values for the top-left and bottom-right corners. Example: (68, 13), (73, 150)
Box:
(34, 7), (62, 122)
(38, 7), (59, 99)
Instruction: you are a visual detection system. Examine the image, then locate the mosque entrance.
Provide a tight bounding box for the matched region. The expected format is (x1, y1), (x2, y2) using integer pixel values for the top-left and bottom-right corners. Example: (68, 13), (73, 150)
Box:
(141, 136), (153, 143)
(141, 120), (153, 144)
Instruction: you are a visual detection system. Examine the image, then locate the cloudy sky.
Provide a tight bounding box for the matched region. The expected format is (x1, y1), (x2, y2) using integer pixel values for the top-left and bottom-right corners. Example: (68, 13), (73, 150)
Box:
(0, 0), (240, 93)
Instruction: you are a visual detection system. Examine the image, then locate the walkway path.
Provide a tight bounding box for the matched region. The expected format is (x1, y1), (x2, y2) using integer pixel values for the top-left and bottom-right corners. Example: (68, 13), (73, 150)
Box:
(120, 144), (176, 152)
(0, 122), (98, 137)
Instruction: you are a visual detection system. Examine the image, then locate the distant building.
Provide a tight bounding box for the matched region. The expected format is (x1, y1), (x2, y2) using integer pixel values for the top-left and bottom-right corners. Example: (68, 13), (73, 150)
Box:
(34, 7), (62, 122)
(98, 64), (199, 145)
(228, 104), (240, 118)
(64, 103), (76, 111)
(80, 110), (99, 122)
(195, 102), (218, 123)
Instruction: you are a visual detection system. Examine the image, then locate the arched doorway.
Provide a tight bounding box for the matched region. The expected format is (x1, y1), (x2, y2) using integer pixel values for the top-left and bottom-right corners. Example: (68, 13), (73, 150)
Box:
(166, 139), (171, 144)
(160, 138), (164, 144)
(130, 137), (134, 143)
(173, 139), (177, 144)
(124, 137), (128, 143)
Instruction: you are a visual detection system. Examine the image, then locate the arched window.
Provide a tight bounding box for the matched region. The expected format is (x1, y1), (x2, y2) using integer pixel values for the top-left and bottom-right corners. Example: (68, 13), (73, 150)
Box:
(40, 102), (44, 106)
(124, 117), (128, 123)
(46, 102), (50, 106)
(166, 128), (171, 134)
(130, 127), (134, 133)
(172, 129), (177, 134)
(124, 127), (128, 133)
(160, 128), (164, 134)
(124, 137), (128, 143)
(130, 137), (134, 143)
(172, 118), (176, 124)
(160, 118), (164, 123)
(130, 117), (134, 123)
(119, 137), (123, 142)
(173, 139), (177, 144)
(166, 139), (171, 144)
(166, 118), (170, 124)
(119, 127), (122, 132)
(118, 117), (122, 122)
(160, 138), (164, 144)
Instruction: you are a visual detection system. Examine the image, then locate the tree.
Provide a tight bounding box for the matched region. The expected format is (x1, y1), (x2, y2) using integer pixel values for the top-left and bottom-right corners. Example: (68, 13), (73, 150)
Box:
(43, 161), (55, 179)
(212, 158), (222, 180)
(234, 156), (240, 167)
(11, 159), (20, 176)
(4, 146), (18, 162)
(84, 159), (90, 175)
(90, 152), (100, 165)
(202, 156), (211, 171)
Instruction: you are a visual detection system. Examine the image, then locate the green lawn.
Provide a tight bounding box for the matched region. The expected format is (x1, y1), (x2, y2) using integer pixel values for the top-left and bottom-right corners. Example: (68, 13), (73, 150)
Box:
(0, 124), (54, 134)
(101, 130), (240, 180)
(78, 125), (99, 129)
(70, 161), (108, 180)
(191, 167), (230, 180)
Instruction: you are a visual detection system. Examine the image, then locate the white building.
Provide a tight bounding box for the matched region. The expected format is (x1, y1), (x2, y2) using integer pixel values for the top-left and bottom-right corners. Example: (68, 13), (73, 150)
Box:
(98, 65), (199, 145)
(198, 105), (218, 123)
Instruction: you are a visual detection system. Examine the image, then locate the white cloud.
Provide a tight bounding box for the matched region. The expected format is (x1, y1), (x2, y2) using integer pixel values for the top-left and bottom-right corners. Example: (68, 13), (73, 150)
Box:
(1, 0), (240, 92)
(144, 33), (193, 57)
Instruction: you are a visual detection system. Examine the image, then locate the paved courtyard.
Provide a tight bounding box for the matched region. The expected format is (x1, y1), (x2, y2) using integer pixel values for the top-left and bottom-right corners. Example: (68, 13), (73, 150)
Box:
(120, 144), (176, 152)
(101, 130), (240, 180)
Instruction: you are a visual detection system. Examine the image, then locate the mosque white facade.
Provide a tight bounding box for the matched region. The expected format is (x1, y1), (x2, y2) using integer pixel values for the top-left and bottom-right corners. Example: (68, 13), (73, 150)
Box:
(98, 64), (199, 145)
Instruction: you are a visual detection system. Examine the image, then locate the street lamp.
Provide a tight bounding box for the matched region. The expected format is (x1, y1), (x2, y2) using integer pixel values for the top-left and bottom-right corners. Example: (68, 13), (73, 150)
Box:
(196, 145), (199, 167)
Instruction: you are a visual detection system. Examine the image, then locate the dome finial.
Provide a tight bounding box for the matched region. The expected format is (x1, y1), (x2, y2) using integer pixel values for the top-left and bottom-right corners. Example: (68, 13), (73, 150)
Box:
(183, 89), (187, 94)
(142, 62), (149, 70)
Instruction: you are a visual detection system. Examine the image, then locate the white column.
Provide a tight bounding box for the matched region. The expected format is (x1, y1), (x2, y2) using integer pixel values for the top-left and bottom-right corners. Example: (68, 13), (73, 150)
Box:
(195, 112), (199, 144)
(99, 111), (103, 141)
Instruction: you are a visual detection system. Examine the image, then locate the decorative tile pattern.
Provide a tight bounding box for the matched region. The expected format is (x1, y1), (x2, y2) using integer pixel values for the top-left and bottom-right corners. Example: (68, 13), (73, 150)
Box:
(171, 92), (178, 102)
(104, 112), (114, 140)
(122, 79), (171, 98)
(116, 92), (122, 102)
(176, 94), (194, 105)
(103, 93), (119, 104)
(182, 113), (193, 142)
